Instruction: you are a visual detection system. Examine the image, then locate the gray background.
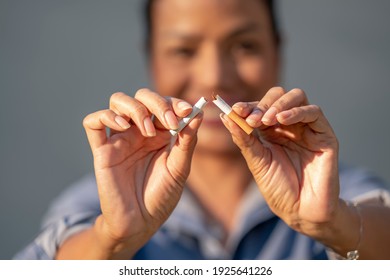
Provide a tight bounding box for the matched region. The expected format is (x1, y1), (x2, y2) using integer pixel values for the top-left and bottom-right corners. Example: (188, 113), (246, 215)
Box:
(1, 0), (389, 259)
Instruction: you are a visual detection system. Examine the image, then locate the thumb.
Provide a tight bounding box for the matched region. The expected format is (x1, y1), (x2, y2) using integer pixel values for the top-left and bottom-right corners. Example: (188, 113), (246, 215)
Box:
(166, 112), (203, 185)
(220, 113), (270, 177)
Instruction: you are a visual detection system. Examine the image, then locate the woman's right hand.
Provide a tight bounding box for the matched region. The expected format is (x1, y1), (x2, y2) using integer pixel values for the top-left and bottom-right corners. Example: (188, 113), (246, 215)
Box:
(82, 89), (202, 258)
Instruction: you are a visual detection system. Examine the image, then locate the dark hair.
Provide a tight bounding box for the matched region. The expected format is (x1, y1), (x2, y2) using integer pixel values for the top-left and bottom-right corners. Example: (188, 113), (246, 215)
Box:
(144, 0), (281, 51)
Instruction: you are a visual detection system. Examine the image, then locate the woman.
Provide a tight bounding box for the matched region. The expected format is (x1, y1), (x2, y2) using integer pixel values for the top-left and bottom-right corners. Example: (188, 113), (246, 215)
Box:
(16, 0), (390, 259)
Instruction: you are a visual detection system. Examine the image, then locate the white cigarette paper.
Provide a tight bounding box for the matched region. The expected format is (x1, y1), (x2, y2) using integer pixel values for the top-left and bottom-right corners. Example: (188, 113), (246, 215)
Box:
(212, 94), (254, 135)
(169, 97), (208, 136)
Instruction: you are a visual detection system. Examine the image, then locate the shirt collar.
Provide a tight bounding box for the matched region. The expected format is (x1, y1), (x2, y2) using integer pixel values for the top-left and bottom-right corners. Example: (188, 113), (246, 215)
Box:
(162, 180), (275, 257)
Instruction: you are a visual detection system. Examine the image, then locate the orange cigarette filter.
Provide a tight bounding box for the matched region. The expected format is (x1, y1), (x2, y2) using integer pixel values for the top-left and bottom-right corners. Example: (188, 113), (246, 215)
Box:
(211, 94), (254, 135)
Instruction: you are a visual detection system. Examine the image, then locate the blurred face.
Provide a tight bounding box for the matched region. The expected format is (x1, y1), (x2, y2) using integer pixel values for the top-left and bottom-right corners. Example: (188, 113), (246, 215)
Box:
(150, 0), (279, 154)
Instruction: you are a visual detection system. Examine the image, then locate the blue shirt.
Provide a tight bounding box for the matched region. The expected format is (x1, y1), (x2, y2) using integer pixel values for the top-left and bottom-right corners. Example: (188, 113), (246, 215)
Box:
(14, 164), (390, 259)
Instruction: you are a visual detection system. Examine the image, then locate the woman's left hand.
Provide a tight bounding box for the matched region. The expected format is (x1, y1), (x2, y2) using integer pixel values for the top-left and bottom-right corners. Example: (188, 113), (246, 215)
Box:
(221, 87), (340, 237)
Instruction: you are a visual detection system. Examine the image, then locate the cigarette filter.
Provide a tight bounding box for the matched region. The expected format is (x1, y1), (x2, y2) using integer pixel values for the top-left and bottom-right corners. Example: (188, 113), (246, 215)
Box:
(170, 97), (208, 136)
(212, 94), (254, 135)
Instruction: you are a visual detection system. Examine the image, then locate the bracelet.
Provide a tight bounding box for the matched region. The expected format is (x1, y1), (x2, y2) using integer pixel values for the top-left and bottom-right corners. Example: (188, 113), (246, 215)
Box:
(346, 203), (363, 260)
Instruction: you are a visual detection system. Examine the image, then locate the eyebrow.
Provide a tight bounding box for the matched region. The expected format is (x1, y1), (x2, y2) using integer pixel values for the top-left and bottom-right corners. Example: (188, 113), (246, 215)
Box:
(226, 22), (262, 39)
(160, 22), (262, 41)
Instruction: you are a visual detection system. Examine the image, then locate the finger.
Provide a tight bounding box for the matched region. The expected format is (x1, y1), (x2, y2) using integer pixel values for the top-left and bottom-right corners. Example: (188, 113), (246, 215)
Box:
(220, 113), (268, 175)
(276, 104), (332, 134)
(170, 97), (194, 117)
(135, 89), (190, 131)
(152, 97), (194, 131)
(232, 101), (258, 117)
(109, 91), (155, 137)
(230, 101), (265, 130)
(167, 112), (203, 185)
(83, 109), (130, 150)
(261, 88), (309, 126)
(244, 87), (286, 127)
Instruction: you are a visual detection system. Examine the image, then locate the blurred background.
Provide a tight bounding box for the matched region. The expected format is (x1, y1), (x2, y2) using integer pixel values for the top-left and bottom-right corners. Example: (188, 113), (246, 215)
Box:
(1, 0), (389, 259)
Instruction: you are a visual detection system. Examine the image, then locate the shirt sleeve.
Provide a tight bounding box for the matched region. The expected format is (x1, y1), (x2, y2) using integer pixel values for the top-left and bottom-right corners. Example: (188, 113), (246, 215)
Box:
(13, 174), (101, 259)
(339, 163), (390, 205)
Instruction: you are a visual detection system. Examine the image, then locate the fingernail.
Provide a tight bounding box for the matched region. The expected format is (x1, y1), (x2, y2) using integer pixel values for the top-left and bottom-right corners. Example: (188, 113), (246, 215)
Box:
(262, 107), (278, 124)
(143, 117), (156, 137)
(177, 101), (192, 112)
(164, 110), (179, 130)
(115, 115), (131, 129)
(246, 108), (263, 126)
(246, 117), (258, 127)
(232, 102), (248, 111)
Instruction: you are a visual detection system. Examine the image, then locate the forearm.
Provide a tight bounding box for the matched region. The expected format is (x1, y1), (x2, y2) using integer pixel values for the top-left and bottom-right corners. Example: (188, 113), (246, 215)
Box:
(345, 203), (390, 259)
(306, 199), (390, 259)
(56, 215), (145, 260)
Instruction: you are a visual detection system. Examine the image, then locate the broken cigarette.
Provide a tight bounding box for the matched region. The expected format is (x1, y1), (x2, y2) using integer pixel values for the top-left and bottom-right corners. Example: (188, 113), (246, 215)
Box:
(169, 97), (208, 136)
(212, 94), (254, 135)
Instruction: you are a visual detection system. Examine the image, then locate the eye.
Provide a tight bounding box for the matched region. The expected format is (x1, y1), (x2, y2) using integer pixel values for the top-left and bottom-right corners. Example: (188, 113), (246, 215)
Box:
(233, 40), (261, 55)
(240, 42), (256, 50)
(169, 47), (196, 58)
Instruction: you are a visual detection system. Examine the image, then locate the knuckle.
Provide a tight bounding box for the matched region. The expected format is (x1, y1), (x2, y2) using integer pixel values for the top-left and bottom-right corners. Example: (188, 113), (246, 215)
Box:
(290, 88), (307, 101)
(268, 86), (286, 98)
(290, 88), (305, 96)
(82, 114), (93, 128)
(131, 103), (148, 117)
(310, 104), (321, 112)
(101, 109), (114, 120)
(111, 91), (126, 100)
(134, 88), (150, 99)
(270, 86), (285, 93)
(268, 86), (285, 101)
(110, 92), (127, 106)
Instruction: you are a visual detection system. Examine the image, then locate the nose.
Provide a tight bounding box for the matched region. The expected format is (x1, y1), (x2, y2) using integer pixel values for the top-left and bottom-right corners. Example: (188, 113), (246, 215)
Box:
(192, 44), (236, 93)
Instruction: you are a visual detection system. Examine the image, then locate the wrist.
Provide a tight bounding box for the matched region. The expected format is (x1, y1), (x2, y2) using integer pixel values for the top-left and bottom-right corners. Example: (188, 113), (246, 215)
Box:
(92, 215), (147, 259)
(304, 199), (361, 258)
